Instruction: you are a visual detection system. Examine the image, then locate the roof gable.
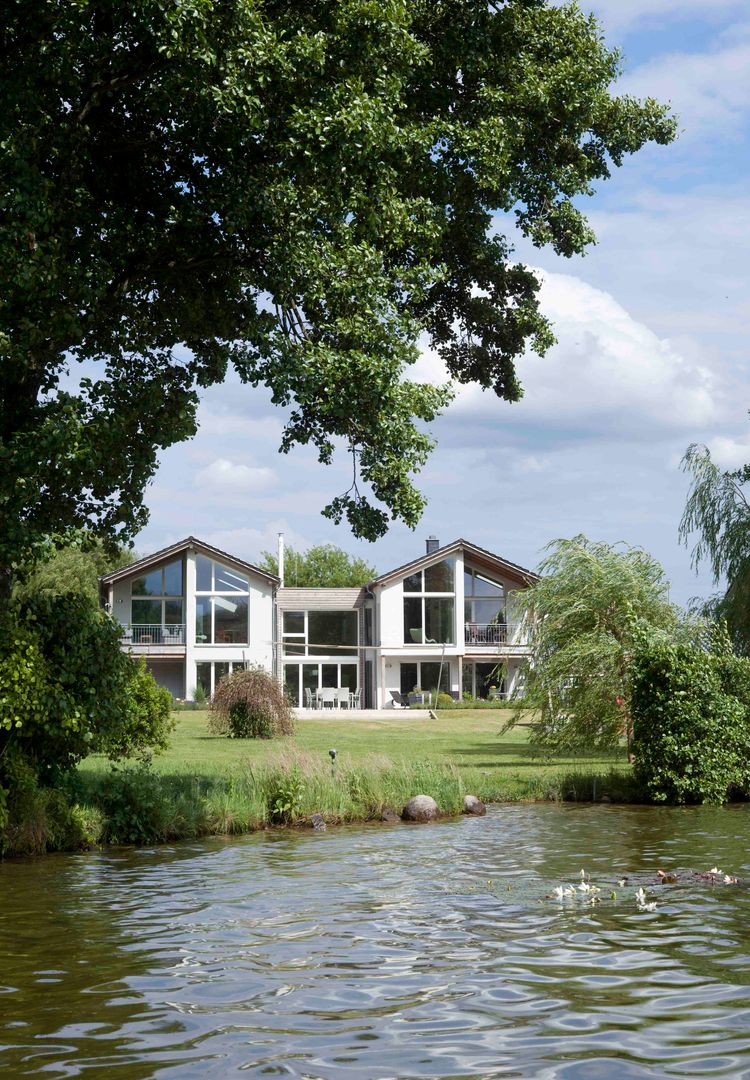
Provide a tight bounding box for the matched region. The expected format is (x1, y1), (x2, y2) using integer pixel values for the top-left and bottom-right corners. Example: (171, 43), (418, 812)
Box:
(368, 538), (537, 589)
(99, 536), (279, 586)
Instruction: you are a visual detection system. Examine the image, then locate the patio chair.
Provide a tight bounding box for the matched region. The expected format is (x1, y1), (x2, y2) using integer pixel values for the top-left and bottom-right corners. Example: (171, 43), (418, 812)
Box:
(390, 691), (408, 708)
(349, 689), (361, 709)
(319, 687), (338, 709)
(304, 688), (314, 709)
(409, 628), (437, 644)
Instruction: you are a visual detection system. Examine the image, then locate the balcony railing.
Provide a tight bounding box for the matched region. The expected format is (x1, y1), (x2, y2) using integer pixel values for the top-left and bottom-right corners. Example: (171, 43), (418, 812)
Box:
(464, 622), (525, 646)
(122, 624), (186, 646)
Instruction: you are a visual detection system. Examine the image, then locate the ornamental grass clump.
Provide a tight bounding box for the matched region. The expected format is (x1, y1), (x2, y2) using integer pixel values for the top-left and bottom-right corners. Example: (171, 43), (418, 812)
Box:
(208, 667), (295, 739)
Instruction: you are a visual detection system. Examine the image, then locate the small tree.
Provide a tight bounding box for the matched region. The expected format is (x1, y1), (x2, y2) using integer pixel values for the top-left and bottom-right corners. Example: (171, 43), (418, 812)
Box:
(507, 535), (685, 752)
(258, 544), (376, 587)
(208, 667), (295, 739)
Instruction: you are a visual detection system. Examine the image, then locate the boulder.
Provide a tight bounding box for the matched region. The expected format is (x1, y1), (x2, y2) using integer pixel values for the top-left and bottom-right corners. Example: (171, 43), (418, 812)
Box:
(401, 795), (439, 822)
(463, 795), (486, 816)
(381, 809), (401, 823)
(310, 813), (327, 831)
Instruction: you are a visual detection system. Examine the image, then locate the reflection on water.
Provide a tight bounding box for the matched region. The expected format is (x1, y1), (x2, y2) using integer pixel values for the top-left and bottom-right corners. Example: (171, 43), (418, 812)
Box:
(2, 804), (750, 1078)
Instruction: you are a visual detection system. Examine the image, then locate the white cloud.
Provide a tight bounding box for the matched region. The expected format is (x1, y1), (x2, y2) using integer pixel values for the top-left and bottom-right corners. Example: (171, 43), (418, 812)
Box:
(194, 458), (276, 492)
(706, 434), (750, 469)
(619, 29), (750, 139)
(414, 269), (721, 438)
(582, 0), (746, 33)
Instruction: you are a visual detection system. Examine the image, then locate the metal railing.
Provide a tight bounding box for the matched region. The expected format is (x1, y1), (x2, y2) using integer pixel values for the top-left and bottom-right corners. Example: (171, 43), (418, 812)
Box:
(122, 624), (186, 645)
(464, 622), (524, 646)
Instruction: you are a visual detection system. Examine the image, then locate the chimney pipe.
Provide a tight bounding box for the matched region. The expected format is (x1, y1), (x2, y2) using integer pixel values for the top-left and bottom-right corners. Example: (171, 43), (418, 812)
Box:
(277, 532), (285, 587)
(426, 535), (439, 554)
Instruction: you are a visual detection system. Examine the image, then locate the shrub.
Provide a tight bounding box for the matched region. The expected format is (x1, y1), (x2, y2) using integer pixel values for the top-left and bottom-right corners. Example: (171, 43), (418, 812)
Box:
(100, 658), (175, 759)
(631, 641), (750, 804)
(208, 666), (295, 739)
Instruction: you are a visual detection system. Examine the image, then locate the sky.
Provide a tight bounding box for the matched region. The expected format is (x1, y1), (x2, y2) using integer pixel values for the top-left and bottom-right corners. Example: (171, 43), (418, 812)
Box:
(134, 0), (750, 605)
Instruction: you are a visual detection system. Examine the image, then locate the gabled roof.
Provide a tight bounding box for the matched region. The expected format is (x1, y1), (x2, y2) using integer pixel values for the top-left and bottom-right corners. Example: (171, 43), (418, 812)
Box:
(99, 536), (280, 586)
(367, 538), (538, 589)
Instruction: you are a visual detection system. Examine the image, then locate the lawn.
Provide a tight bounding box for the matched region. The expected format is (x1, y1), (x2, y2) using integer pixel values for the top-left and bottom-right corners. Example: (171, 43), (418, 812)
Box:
(80, 709), (631, 802)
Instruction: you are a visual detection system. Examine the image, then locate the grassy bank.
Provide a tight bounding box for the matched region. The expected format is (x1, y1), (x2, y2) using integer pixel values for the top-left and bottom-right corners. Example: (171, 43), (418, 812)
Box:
(3, 712), (635, 856)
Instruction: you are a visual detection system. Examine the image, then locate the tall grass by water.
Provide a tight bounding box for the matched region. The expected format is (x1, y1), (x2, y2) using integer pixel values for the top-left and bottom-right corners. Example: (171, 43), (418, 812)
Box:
(2, 712), (633, 856)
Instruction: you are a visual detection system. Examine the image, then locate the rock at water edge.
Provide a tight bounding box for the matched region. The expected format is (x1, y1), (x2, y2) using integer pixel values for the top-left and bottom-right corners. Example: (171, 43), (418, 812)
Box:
(401, 795), (439, 822)
(463, 795), (486, 816)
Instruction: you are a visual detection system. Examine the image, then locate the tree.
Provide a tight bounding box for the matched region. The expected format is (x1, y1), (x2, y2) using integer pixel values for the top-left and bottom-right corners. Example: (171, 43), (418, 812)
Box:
(259, 543), (376, 587)
(506, 535), (685, 752)
(12, 536), (135, 606)
(679, 443), (750, 654)
(0, 1), (675, 590)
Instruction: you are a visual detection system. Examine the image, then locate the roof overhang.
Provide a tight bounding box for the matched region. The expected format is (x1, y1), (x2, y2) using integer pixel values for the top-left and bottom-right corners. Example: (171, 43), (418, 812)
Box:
(99, 536), (280, 587)
(367, 538), (538, 590)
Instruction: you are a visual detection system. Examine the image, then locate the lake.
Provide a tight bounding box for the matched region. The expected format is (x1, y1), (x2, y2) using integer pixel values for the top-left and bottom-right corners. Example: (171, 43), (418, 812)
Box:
(2, 803), (750, 1078)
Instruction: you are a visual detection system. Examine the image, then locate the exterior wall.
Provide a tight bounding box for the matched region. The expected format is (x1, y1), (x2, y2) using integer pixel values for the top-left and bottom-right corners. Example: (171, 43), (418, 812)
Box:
(146, 660), (185, 699)
(276, 588), (365, 707)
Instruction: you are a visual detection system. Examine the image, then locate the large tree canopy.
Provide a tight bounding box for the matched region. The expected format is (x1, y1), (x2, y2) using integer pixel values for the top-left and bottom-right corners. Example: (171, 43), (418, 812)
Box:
(259, 543), (376, 586)
(680, 443), (750, 654)
(507, 535), (685, 752)
(1, 0), (675, 579)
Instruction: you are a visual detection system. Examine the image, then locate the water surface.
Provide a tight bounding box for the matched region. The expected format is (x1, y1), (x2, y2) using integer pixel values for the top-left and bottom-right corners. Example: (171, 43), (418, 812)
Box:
(2, 803), (750, 1078)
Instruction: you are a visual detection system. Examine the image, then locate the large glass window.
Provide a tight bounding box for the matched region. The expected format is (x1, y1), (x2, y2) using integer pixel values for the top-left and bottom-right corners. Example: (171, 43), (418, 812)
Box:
(132, 598), (162, 624)
(284, 661), (359, 707)
(214, 596), (248, 644)
(194, 556), (251, 644)
(281, 610), (358, 656)
(132, 560), (183, 597)
(464, 568), (506, 631)
(196, 660), (244, 700)
(463, 661), (505, 700)
(400, 661), (449, 696)
(403, 559), (454, 644)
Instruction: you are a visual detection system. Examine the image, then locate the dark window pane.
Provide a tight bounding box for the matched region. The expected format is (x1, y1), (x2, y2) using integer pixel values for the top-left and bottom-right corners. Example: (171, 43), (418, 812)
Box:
(163, 560), (183, 596)
(403, 570), (422, 592)
(308, 611), (357, 655)
(283, 611), (305, 634)
(164, 600), (183, 624)
(196, 662), (211, 698)
(476, 662), (503, 699)
(214, 662), (230, 687)
(321, 664), (338, 688)
(473, 573), (503, 597)
(340, 665), (357, 693)
(195, 598), (211, 642)
(364, 607), (373, 646)
(214, 596), (248, 644)
(403, 596), (423, 643)
(196, 555), (212, 591)
(214, 562), (249, 592)
(425, 598), (454, 643)
(400, 663), (418, 695)
(284, 665), (300, 707)
(462, 663), (474, 697)
(424, 559), (453, 593)
(303, 664), (320, 697)
(421, 662), (449, 695)
(474, 598), (504, 625)
(283, 642), (305, 656)
(132, 568), (162, 596)
(464, 570), (474, 597)
(132, 598), (161, 624)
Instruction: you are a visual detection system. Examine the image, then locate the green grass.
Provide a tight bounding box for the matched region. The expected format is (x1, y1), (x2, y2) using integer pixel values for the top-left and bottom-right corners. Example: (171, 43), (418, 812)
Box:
(79, 709), (631, 803)
(2, 712), (635, 856)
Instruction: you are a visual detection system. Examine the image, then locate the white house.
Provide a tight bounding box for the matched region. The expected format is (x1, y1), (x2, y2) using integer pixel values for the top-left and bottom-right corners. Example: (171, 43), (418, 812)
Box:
(101, 535), (536, 707)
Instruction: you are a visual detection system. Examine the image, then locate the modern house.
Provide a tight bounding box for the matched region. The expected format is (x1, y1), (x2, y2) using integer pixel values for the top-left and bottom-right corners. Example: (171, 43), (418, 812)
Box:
(100, 535), (537, 707)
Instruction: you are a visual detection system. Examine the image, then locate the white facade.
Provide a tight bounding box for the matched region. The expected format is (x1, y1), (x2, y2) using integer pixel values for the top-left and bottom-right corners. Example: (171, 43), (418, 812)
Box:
(102, 536), (535, 706)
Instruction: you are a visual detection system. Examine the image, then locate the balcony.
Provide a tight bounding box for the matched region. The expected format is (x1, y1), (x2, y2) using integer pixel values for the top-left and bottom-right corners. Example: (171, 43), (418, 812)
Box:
(122, 624), (186, 647)
(464, 622), (525, 647)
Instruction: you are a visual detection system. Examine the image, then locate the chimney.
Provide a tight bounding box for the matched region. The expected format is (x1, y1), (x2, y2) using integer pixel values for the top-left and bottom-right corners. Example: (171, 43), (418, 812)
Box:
(426, 535), (439, 554)
(277, 532), (285, 587)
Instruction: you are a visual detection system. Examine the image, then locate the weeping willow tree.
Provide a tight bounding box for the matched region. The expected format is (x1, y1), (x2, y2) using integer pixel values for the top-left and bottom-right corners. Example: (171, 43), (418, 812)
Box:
(506, 536), (686, 753)
(680, 444), (750, 655)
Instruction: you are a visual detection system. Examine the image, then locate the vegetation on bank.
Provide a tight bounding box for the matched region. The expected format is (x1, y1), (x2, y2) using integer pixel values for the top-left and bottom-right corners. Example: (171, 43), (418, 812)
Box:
(1, 712), (633, 857)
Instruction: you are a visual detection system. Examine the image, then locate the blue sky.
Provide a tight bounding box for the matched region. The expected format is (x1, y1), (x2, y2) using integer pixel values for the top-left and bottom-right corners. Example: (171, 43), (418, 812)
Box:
(135, 0), (750, 605)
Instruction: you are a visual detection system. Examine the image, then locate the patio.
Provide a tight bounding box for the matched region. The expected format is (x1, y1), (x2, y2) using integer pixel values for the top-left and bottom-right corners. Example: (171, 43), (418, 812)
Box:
(294, 709), (434, 720)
